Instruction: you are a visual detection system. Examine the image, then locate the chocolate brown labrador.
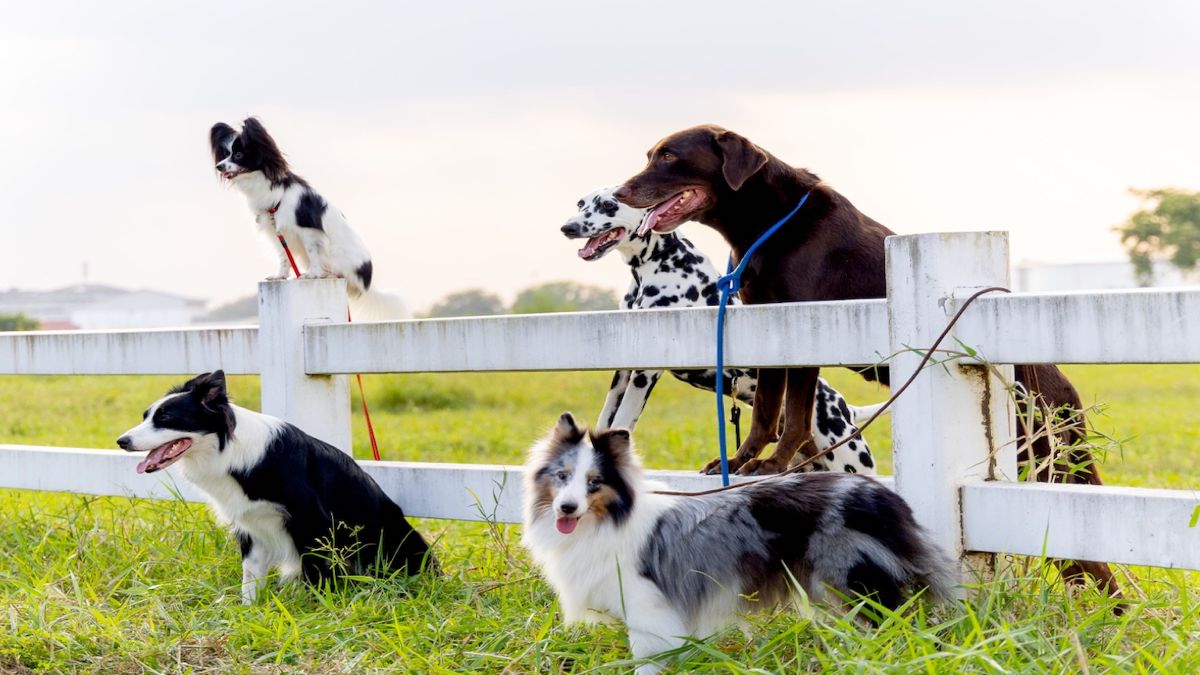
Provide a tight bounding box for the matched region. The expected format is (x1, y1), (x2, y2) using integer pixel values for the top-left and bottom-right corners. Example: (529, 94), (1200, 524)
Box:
(613, 124), (1121, 601)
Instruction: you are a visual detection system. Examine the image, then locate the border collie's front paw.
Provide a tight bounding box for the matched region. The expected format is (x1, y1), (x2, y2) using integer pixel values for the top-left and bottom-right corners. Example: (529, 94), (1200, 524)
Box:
(736, 456), (789, 476)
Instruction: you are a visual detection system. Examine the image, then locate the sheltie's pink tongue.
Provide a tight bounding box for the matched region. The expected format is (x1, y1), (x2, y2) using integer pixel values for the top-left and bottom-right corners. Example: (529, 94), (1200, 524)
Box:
(637, 193), (686, 236)
(556, 517), (578, 534)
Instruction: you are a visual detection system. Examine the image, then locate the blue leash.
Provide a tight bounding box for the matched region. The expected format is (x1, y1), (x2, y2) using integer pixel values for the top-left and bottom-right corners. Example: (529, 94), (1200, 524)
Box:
(713, 190), (812, 485)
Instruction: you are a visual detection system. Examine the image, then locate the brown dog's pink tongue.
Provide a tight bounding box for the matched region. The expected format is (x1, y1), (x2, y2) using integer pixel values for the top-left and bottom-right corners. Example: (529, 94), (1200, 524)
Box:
(637, 194), (685, 236)
(556, 517), (578, 534)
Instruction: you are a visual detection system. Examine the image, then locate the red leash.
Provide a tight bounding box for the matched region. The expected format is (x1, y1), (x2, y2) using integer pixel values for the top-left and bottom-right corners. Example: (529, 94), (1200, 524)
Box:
(276, 232), (382, 461)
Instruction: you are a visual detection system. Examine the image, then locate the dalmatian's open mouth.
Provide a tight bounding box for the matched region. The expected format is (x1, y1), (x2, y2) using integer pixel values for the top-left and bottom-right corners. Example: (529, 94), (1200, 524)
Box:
(578, 227), (626, 261)
(637, 187), (709, 236)
(136, 438), (192, 474)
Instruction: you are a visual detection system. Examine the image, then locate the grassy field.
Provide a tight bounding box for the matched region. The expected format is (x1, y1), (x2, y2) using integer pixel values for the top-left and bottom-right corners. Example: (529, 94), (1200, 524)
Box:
(1, 366), (1198, 673)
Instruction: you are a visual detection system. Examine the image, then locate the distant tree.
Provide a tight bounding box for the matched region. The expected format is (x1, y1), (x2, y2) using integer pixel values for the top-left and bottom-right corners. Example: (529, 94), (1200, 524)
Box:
(0, 314), (38, 331)
(510, 281), (618, 314)
(1117, 188), (1200, 285)
(427, 289), (507, 318)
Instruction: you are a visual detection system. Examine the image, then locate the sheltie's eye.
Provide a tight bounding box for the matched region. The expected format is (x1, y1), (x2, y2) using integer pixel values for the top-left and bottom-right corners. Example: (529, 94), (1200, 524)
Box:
(555, 470), (569, 482)
(587, 478), (601, 492)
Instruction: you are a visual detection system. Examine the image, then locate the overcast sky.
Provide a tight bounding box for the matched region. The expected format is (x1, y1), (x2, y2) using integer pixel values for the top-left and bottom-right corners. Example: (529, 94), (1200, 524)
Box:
(3, 1), (1198, 311)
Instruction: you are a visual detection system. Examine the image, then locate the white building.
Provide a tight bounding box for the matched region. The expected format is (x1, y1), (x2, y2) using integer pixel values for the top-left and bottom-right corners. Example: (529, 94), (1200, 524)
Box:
(0, 284), (205, 329)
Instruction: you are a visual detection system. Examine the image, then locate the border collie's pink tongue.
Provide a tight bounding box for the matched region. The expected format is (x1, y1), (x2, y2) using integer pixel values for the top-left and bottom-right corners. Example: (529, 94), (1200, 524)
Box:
(637, 193), (686, 236)
(556, 517), (578, 534)
(136, 438), (192, 474)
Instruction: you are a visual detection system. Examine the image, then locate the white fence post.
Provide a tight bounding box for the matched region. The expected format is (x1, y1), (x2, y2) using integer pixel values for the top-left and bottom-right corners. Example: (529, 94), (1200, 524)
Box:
(886, 232), (1018, 559)
(257, 279), (352, 453)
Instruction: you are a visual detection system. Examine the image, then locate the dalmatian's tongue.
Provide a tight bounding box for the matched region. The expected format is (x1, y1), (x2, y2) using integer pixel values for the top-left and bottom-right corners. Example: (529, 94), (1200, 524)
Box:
(637, 192), (687, 236)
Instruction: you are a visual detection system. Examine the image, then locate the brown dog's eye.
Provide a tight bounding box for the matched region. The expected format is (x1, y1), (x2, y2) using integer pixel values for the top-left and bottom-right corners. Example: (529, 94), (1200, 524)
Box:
(660, 152), (676, 163)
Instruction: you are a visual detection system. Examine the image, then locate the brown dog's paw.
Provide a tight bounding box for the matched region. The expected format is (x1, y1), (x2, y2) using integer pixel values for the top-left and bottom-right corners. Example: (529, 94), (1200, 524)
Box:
(701, 455), (747, 475)
(735, 456), (790, 476)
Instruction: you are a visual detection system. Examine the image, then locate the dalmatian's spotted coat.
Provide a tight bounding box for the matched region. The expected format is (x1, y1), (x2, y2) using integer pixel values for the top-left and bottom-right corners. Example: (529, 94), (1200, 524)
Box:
(560, 186), (884, 474)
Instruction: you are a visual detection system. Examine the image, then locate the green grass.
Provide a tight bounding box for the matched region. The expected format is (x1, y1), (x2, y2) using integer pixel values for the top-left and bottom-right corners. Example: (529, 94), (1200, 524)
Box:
(1, 366), (1199, 673)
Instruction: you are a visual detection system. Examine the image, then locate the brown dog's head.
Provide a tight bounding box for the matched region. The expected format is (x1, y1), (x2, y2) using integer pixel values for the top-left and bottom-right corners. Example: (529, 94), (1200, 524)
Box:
(613, 124), (769, 235)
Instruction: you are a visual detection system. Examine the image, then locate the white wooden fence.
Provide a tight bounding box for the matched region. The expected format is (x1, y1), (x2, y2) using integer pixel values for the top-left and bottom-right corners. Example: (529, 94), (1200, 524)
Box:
(1, 232), (1197, 570)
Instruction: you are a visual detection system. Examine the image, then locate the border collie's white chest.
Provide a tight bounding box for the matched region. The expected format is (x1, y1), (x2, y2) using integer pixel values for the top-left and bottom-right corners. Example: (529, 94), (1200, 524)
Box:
(180, 459), (301, 577)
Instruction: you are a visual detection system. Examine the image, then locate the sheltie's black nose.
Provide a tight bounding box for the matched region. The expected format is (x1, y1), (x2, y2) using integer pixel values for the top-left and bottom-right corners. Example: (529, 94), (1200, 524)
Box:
(559, 502), (578, 515)
(116, 435), (132, 450)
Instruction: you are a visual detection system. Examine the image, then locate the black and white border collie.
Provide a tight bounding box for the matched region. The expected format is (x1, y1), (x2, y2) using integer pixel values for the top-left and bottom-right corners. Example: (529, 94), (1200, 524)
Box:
(209, 117), (407, 317)
(117, 371), (435, 603)
(561, 186), (884, 475)
(522, 413), (956, 674)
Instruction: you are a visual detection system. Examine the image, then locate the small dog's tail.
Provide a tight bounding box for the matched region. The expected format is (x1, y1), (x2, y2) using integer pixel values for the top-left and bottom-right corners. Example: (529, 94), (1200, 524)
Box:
(349, 289), (411, 321)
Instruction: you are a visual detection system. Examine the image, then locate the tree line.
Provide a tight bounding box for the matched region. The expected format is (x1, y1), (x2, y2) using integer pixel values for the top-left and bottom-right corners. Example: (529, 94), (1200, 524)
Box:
(424, 281), (617, 318)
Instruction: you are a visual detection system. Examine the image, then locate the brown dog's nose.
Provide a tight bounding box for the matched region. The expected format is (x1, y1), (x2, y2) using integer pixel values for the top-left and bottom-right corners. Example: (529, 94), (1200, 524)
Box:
(613, 186), (632, 204)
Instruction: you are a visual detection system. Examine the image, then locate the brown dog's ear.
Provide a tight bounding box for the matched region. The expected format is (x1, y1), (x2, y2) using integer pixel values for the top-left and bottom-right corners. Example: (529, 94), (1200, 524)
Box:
(716, 130), (768, 191)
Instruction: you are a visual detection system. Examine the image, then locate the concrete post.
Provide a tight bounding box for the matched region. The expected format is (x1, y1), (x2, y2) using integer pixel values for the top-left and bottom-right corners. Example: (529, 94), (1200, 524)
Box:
(257, 279), (351, 453)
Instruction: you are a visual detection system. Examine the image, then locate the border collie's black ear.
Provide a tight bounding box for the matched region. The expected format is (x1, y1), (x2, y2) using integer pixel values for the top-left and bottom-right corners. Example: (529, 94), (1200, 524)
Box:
(198, 370), (228, 409)
(716, 130), (768, 191)
(182, 370), (228, 410)
(239, 116), (289, 181)
(210, 123), (236, 161)
(553, 412), (585, 443)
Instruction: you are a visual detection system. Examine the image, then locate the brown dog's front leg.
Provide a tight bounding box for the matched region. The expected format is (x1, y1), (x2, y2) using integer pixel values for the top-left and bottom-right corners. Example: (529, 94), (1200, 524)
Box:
(737, 367), (820, 476)
(702, 368), (785, 475)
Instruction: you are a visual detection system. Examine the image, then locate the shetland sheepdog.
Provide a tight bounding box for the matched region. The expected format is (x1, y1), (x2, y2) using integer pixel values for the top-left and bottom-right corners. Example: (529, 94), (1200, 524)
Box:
(522, 413), (956, 673)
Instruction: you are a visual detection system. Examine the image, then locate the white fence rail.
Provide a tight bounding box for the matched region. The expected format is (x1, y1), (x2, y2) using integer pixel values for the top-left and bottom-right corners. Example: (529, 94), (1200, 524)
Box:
(1, 232), (1198, 572)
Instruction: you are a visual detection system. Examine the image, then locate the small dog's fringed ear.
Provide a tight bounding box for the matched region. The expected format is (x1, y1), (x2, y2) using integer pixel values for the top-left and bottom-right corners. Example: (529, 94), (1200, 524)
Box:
(239, 116), (289, 181)
(210, 123), (236, 161)
(716, 130), (768, 191)
(553, 412), (585, 443)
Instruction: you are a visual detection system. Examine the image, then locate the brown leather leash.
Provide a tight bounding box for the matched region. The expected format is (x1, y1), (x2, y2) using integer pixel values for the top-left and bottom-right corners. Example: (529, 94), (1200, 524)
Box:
(653, 286), (1011, 497)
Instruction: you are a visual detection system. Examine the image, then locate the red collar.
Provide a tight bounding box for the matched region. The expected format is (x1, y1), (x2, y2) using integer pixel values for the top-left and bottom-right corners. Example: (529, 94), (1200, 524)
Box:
(266, 201), (280, 215)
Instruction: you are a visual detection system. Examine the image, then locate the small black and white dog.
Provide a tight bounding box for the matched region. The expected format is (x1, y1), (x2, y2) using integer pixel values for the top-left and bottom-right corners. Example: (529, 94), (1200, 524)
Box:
(523, 413), (956, 674)
(562, 186), (883, 475)
(117, 371), (435, 603)
(209, 117), (406, 317)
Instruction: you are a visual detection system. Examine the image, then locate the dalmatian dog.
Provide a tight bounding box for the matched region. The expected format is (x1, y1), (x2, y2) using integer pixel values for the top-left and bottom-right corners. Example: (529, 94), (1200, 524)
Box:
(560, 186), (886, 474)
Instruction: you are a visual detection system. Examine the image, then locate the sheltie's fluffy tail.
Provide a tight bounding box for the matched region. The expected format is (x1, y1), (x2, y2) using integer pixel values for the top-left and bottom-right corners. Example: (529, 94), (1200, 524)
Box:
(350, 288), (410, 321)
